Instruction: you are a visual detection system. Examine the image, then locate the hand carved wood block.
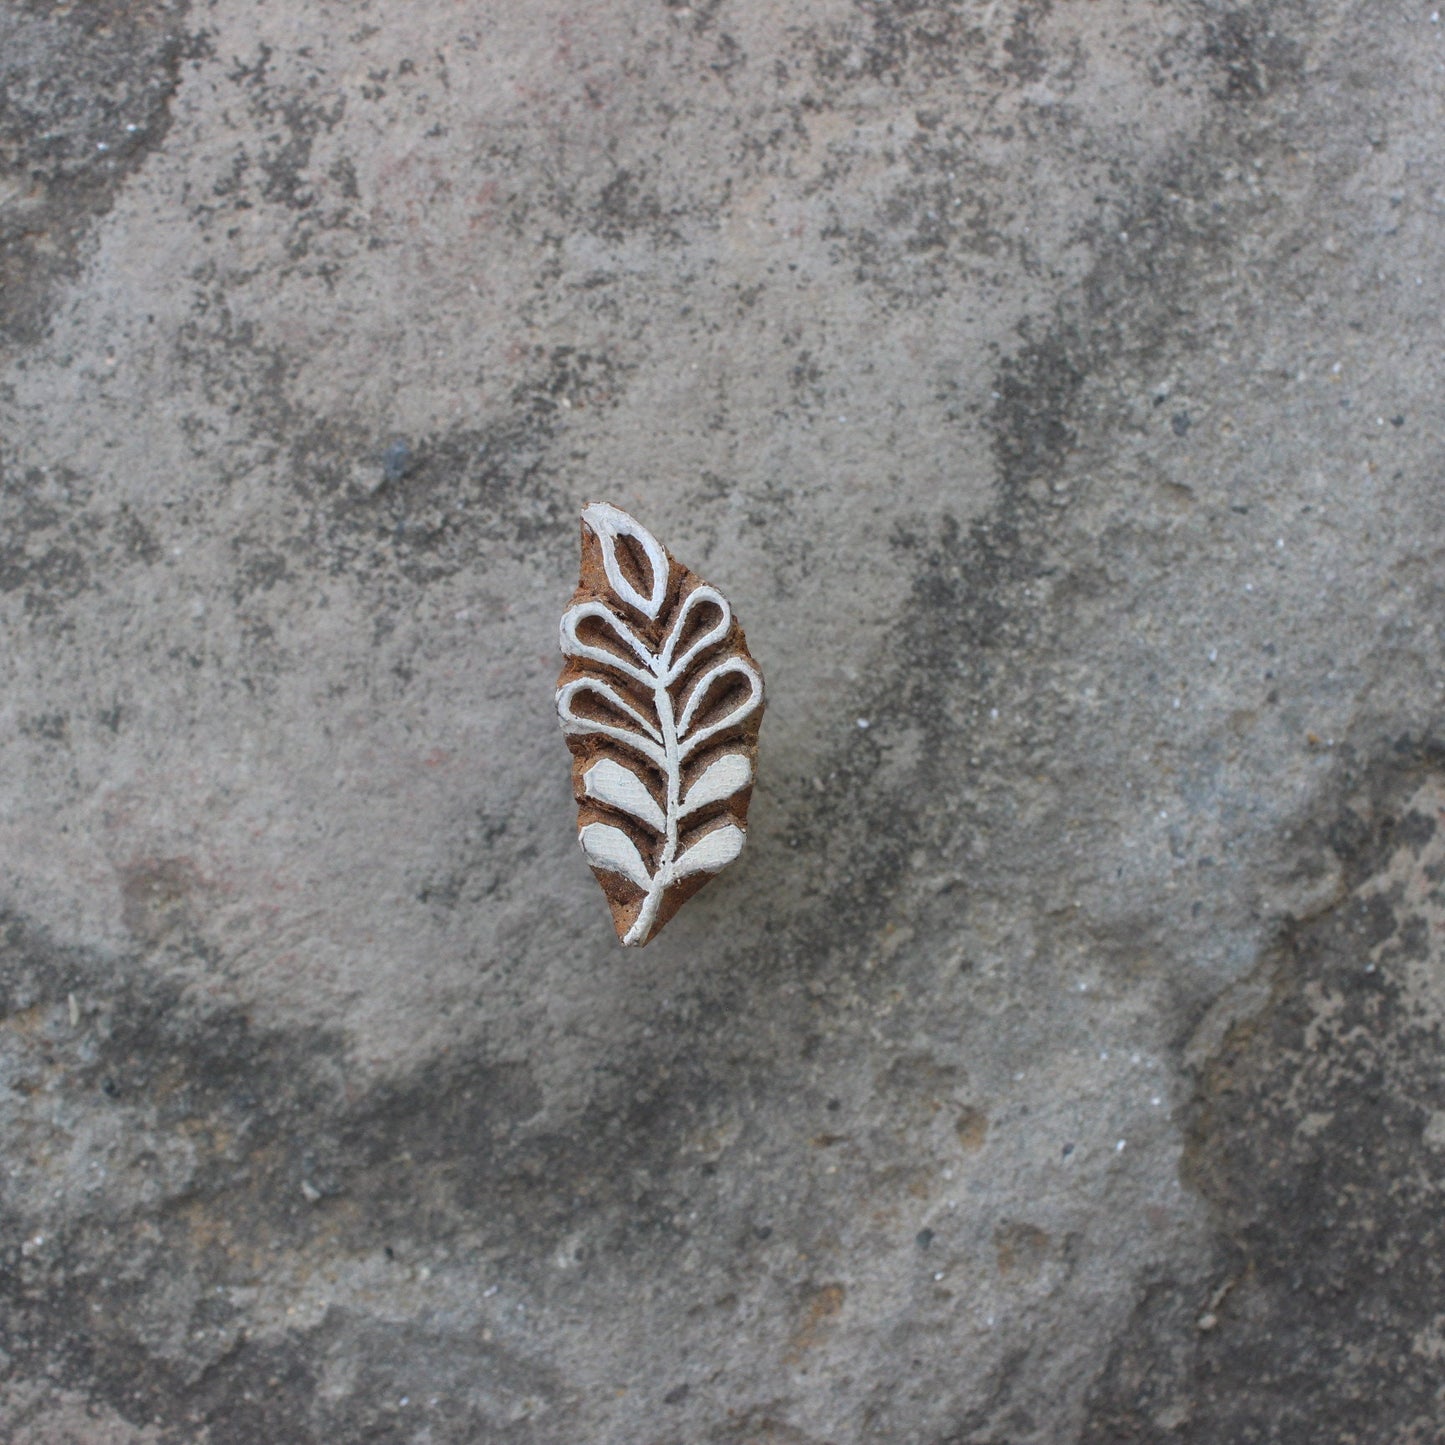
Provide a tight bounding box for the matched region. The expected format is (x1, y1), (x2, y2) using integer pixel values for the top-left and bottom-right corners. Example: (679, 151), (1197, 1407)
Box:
(556, 503), (764, 946)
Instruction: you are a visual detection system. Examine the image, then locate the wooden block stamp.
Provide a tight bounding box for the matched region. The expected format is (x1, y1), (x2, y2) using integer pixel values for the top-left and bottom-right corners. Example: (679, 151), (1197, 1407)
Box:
(556, 503), (764, 946)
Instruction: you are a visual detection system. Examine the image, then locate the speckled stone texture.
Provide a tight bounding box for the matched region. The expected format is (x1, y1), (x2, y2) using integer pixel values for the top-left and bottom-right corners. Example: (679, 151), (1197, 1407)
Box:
(1, 2), (1442, 1441)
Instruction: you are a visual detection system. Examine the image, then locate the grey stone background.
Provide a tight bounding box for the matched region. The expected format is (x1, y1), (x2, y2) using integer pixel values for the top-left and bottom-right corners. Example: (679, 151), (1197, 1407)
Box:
(2, 1), (1444, 1441)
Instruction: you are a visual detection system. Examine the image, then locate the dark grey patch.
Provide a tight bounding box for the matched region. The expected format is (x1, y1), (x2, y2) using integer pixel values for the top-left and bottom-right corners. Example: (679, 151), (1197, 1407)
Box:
(0, 465), (171, 617)
(1002, 1), (1050, 86)
(0, 1), (198, 349)
(510, 345), (625, 418)
(769, 51), (1329, 1015)
(789, 347), (825, 411)
(220, 41), (346, 214)
(328, 154), (360, 200)
(0, 466), (96, 615)
(258, 93), (346, 212)
(416, 809), (534, 913)
(114, 504), (163, 565)
(0, 537), (89, 615)
(186, 44), (363, 278)
(291, 414), (570, 588)
(381, 436), (413, 485)
(232, 544), (292, 597)
(825, 120), (1006, 303)
(0, 906), (772, 1440)
(661, 2), (747, 83)
(1201, 7), (1304, 102)
(593, 167), (684, 247)
(810, 1), (986, 86)
(1080, 742), (1445, 1443)
(763, 323), (1086, 994)
(19, 711), (69, 743)
(1171, 410), (1191, 436)
(276, 345), (626, 591)
(1394, 806), (1437, 855)
(118, 854), (208, 945)
(298, 1316), (563, 1445)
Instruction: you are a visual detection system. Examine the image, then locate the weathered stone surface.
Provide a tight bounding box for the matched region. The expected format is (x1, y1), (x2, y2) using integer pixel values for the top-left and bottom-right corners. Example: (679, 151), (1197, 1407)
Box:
(1, 1), (1442, 1441)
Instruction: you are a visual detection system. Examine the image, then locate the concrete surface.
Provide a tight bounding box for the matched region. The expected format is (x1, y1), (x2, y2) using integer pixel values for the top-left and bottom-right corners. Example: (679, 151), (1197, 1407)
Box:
(2, 1), (1444, 1441)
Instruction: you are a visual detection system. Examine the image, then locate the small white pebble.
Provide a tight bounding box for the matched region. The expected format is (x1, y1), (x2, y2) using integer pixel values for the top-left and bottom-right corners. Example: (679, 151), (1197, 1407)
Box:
(97, 141), (109, 152)
(1151, 1096), (1163, 1107)
(989, 707), (999, 719)
(1116, 1139), (1127, 1152)
(1099, 1050), (1110, 1061)
(856, 717), (870, 729)
(399, 1396), (409, 1407)
(934, 1271), (945, 1281)
(1208, 647), (1218, 662)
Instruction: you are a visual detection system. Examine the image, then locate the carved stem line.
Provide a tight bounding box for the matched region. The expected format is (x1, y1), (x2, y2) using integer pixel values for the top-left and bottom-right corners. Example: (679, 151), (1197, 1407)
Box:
(623, 666), (682, 946)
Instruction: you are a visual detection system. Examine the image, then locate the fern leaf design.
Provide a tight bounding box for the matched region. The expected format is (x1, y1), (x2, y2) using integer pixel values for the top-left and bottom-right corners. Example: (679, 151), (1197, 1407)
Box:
(556, 502), (765, 946)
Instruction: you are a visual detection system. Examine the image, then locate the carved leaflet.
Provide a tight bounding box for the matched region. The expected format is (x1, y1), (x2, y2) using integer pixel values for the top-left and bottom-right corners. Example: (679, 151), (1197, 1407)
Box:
(556, 503), (764, 946)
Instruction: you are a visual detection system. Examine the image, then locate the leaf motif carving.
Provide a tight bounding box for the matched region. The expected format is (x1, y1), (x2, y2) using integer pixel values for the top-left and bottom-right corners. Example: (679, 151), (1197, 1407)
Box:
(583, 757), (667, 834)
(578, 822), (653, 892)
(679, 753), (752, 818)
(670, 822), (746, 881)
(676, 656), (764, 759)
(556, 503), (765, 946)
(579, 501), (669, 620)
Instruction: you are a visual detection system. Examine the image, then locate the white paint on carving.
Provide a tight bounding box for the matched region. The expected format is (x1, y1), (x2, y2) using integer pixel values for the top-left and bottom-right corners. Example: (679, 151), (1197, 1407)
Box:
(584, 758), (666, 834)
(581, 501), (669, 620)
(578, 822), (653, 892)
(671, 823), (746, 881)
(677, 656), (764, 760)
(559, 599), (655, 685)
(556, 676), (667, 768)
(558, 506), (763, 945)
(658, 584), (731, 684)
(679, 753), (752, 818)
